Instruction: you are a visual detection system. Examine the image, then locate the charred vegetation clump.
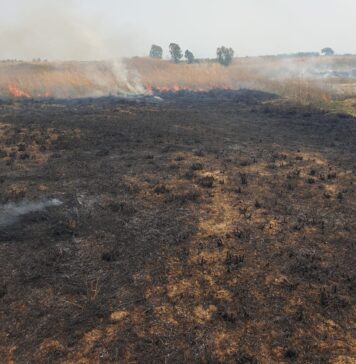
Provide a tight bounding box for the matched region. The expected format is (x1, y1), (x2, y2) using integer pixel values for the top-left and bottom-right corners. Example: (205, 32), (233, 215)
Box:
(190, 162), (204, 171)
(240, 173), (248, 185)
(199, 175), (215, 188)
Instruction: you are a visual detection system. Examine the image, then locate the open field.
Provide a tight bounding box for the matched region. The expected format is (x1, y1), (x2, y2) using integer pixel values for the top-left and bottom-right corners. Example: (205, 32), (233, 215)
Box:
(0, 90), (355, 362)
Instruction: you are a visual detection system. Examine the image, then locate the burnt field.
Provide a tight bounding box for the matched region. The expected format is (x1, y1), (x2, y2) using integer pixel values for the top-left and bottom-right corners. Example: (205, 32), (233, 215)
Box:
(0, 90), (355, 363)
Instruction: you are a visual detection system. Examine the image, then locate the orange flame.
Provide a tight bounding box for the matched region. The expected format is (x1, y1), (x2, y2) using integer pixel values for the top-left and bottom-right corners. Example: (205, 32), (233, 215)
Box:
(8, 83), (30, 98)
(145, 83), (153, 93)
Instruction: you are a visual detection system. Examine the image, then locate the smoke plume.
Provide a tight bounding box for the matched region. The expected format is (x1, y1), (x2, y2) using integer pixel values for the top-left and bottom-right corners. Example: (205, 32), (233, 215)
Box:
(0, 0), (140, 61)
(0, 0), (147, 96)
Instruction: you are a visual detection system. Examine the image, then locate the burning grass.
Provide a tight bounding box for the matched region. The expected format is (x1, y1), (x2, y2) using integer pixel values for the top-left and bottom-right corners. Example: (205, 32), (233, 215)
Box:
(1, 56), (356, 109)
(130, 57), (340, 104)
(0, 61), (145, 98)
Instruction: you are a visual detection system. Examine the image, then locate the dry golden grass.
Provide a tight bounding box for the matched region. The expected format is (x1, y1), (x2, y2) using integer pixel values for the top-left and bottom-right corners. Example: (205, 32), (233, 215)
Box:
(0, 56), (355, 107)
(129, 57), (356, 104)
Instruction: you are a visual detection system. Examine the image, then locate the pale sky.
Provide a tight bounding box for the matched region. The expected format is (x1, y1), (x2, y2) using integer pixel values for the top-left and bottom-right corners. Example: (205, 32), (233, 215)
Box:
(0, 0), (355, 60)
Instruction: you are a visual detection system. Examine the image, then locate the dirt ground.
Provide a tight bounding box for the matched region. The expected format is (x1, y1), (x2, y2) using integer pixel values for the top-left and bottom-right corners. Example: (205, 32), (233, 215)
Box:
(0, 90), (355, 363)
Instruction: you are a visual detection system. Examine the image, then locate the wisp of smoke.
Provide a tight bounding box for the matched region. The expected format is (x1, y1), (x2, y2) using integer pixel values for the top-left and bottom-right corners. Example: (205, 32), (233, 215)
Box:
(0, 198), (63, 228)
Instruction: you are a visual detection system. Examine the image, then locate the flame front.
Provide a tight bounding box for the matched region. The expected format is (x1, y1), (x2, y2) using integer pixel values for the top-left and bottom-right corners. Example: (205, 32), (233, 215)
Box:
(8, 83), (30, 98)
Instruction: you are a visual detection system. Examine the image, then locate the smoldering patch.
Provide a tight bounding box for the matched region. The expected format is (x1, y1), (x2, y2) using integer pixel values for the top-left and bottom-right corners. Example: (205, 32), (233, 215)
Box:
(0, 198), (63, 228)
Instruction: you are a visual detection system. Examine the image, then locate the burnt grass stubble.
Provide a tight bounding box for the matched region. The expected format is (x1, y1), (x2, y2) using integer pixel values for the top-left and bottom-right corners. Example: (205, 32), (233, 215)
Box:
(0, 90), (355, 363)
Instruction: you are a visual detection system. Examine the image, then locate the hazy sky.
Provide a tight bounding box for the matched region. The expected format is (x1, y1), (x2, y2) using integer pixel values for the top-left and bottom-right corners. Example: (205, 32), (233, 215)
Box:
(1, 0), (355, 60)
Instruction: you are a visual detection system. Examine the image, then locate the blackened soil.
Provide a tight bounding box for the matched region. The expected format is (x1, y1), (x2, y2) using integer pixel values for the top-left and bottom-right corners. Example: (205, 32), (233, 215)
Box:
(0, 90), (355, 363)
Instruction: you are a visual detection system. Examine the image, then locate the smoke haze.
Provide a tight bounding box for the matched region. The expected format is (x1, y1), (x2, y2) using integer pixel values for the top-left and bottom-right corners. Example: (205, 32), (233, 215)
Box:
(0, 0), (355, 100)
(1, 0), (356, 61)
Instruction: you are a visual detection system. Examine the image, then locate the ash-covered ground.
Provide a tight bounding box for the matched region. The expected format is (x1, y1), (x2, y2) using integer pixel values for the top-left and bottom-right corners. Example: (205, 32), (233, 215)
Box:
(0, 90), (355, 363)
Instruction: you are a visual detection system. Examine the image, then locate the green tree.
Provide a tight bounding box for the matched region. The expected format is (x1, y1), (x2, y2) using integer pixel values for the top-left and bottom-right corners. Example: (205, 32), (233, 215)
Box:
(169, 43), (183, 63)
(185, 50), (195, 64)
(321, 47), (335, 56)
(149, 45), (163, 59)
(217, 46), (234, 66)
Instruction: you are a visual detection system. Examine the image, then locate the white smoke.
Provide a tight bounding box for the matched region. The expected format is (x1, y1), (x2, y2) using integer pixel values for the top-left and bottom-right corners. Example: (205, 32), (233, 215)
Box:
(0, 0), (140, 61)
(0, 198), (62, 228)
(0, 0), (147, 97)
(84, 60), (146, 96)
(254, 56), (356, 80)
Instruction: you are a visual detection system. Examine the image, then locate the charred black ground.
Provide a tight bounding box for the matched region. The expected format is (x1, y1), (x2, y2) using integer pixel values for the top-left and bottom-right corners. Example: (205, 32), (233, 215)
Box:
(0, 90), (355, 363)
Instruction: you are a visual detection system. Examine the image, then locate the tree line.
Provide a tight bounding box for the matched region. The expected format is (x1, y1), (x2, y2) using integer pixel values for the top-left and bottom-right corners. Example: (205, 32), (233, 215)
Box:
(150, 44), (336, 66)
(149, 44), (235, 66)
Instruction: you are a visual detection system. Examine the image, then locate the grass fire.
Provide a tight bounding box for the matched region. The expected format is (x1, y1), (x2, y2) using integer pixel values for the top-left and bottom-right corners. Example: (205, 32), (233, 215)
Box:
(0, 1), (355, 363)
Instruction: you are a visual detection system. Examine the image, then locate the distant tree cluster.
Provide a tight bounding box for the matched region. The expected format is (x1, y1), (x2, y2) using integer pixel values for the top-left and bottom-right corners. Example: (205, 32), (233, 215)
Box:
(148, 43), (342, 64)
(321, 47), (335, 56)
(295, 52), (320, 57)
(148, 44), (339, 65)
(149, 43), (236, 66)
(149, 43), (197, 64)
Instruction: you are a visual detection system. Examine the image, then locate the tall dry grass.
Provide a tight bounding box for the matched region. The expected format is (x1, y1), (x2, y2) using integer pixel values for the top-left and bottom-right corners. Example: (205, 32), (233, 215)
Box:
(0, 56), (355, 103)
(128, 57), (341, 103)
(0, 61), (143, 98)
